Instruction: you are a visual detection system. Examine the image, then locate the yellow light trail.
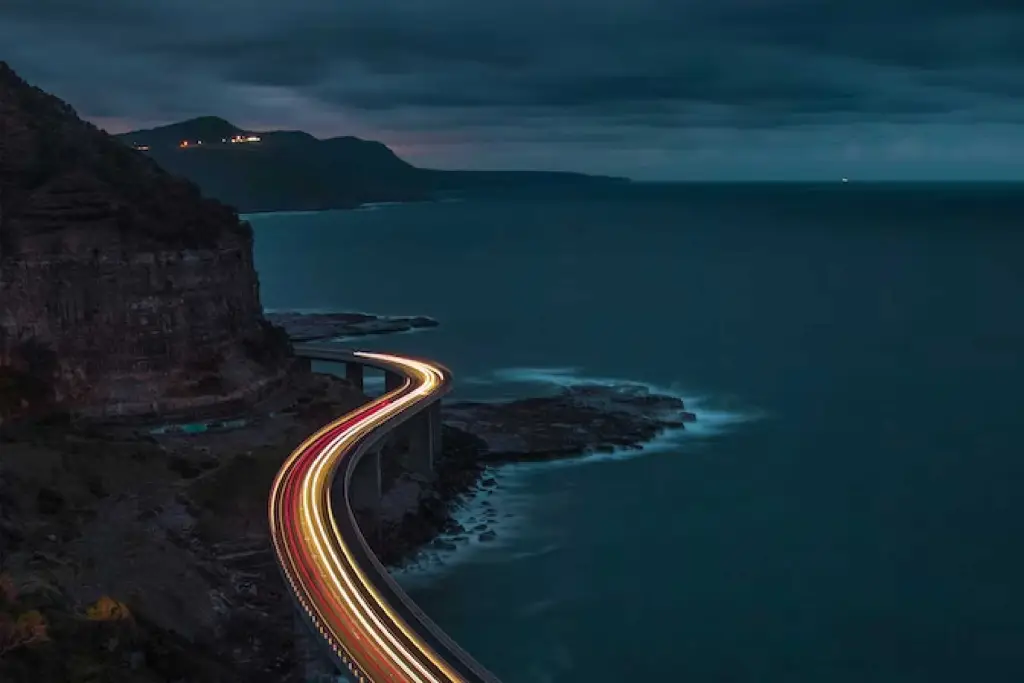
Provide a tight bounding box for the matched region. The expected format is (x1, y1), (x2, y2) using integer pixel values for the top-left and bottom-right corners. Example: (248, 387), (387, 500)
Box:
(269, 350), (497, 683)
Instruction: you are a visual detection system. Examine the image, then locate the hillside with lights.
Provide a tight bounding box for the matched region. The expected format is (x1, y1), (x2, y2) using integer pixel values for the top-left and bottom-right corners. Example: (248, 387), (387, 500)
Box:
(119, 116), (628, 213)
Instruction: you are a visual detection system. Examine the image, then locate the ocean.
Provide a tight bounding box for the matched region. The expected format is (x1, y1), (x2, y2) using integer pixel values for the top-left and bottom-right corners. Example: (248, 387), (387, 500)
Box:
(248, 183), (1024, 683)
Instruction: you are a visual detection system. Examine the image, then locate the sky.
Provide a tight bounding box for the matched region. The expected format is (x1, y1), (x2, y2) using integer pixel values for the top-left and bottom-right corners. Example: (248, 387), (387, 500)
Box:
(3, 0), (1024, 180)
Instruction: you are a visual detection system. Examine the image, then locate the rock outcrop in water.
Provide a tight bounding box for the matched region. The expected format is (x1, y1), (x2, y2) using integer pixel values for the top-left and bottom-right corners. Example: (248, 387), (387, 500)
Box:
(0, 62), (293, 422)
(443, 384), (696, 463)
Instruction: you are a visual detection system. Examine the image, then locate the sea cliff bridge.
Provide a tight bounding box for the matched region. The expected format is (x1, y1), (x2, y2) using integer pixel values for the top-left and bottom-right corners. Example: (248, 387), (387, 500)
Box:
(269, 344), (500, 683)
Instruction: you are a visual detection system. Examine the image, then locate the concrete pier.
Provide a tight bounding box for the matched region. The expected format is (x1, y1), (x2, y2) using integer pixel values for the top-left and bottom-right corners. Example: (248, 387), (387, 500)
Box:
(280, 348), (492, 683)
(345, 362), (364, 392)
(349, 445), (381, 513)
(404, 410), (434, 477)
(428, 401), (443, 459)
(294, 348), (446, 511)
(384, 370), (404, 393)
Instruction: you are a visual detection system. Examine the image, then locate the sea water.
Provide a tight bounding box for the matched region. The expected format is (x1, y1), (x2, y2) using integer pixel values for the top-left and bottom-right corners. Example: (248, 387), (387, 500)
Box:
(249, 183), (1024, 682)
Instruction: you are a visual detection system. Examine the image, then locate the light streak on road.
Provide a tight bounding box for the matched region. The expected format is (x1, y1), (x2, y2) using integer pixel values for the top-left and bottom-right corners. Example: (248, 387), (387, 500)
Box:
(269, 350), (498, 683)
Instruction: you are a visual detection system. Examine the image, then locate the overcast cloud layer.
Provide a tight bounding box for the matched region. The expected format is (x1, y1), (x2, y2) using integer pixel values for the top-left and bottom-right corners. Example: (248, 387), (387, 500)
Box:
(4, 0), (1024, 179)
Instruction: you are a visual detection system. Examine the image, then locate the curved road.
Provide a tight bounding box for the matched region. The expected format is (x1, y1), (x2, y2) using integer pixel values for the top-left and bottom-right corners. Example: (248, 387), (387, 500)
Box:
(269, 348), (500, 683)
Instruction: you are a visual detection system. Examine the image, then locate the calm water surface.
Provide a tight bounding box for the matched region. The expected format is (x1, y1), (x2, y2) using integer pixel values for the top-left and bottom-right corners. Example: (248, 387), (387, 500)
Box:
(250, 184), (1024, 683)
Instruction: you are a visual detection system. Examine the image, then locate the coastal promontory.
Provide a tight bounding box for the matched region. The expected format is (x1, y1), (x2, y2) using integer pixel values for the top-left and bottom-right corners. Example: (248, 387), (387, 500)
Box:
(117, 117), (629, 214)
(0, 63), (362, 682)
(0, 62), (293, 423)
(0, 62), (668, 682)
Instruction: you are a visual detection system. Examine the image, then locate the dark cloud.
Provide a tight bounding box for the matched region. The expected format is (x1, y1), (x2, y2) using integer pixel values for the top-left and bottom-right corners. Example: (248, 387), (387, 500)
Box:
(3, 0), (1024, 178)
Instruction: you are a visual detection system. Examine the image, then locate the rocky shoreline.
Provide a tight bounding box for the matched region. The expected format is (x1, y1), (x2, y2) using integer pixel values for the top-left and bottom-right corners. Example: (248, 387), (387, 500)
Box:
(0, 370), (368, 682)
(368, 380), (697, 569)
(0, 313), (695, 681)
(256, 313), (701, 570)
(0, 63), (669, 681)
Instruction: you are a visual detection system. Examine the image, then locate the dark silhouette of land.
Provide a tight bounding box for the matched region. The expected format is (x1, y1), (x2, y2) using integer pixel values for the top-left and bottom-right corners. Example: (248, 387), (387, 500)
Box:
(119, 116), (629, 213)
(0, 61), (664, 683)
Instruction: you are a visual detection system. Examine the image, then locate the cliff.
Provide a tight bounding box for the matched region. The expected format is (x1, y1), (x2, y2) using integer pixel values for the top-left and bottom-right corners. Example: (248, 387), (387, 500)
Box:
(0, 62), (292, 422)
(118, 117), (629, 213)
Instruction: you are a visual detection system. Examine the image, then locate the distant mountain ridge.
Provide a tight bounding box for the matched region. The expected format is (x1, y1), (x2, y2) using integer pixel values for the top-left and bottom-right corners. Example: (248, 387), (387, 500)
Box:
(117, 117), (629, 213)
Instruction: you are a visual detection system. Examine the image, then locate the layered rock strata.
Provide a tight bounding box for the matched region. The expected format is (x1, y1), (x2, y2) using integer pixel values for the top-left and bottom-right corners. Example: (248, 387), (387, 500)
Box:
(0, 62), (291, 421)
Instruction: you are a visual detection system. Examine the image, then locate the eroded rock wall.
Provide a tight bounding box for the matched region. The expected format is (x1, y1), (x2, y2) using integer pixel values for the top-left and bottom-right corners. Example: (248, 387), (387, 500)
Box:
(0, 62), (291, 420)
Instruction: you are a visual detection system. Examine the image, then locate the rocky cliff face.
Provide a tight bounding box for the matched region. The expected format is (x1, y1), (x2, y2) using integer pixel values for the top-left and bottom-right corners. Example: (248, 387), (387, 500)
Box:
(0, 62), (292, 421)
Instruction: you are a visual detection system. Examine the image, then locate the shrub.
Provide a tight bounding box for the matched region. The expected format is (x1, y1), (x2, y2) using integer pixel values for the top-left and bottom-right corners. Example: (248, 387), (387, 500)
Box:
(0, 574), (50, 658)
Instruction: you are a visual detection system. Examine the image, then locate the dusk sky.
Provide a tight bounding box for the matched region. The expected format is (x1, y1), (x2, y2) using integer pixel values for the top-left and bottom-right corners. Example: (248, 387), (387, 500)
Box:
(4, 0), (1024, 180)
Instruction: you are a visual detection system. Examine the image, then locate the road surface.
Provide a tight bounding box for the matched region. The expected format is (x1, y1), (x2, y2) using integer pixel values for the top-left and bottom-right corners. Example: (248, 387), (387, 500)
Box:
(269, 348), (500, 683)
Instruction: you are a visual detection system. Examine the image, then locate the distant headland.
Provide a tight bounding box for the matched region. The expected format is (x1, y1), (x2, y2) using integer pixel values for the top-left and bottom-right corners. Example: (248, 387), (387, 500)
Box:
(117, 116), (630, 213)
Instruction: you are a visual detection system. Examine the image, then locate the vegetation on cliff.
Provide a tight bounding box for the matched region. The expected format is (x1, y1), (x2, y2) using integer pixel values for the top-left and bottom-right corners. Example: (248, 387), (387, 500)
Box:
(0, 573), (232, 682)
(0, 373), (371, 682)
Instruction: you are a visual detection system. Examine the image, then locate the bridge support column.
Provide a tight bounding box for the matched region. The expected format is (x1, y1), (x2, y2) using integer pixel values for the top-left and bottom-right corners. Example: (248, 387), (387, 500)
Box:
(384, 370), (404, 393)
(405, 410), (434, 477)
(429, 400), (443, 459)
(349, 445), (381, 513)
(345, 362), (364, 393)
